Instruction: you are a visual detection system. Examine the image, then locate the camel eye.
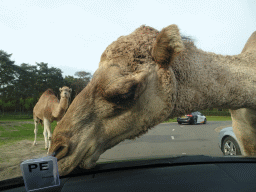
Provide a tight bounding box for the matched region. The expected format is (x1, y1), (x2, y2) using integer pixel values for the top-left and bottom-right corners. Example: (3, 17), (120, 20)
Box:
(107, 84), (137, 105)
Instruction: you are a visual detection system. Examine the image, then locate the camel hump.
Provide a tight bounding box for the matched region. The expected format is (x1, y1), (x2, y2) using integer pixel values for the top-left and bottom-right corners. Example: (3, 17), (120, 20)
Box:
(45, 88), (56, 96)
(242, 31), (256, 53)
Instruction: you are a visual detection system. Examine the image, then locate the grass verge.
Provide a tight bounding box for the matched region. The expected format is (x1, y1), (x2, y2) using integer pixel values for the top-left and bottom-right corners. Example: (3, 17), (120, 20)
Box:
(0, 118), (57, 146)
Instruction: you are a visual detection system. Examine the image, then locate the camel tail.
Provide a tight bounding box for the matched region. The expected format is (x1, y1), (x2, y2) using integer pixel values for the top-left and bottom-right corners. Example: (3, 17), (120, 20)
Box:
(242, 31), (256, 53)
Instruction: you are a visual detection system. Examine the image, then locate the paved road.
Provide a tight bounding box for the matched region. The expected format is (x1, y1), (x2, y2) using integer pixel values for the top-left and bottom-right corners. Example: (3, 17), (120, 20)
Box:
(99, 121), (232, 162)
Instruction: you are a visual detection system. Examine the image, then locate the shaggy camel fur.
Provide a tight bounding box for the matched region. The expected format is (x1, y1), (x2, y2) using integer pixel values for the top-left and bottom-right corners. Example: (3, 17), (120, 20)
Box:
(48, 24), (256, 176)
(33, 86), (72, 153)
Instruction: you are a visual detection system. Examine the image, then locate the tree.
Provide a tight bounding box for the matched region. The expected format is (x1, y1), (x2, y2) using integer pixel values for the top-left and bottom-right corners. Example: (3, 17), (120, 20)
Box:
(64, 75), (76, 87)
(20, 98), (24, 113)
(73, 71), (92, 96)
(35, 62), (65, 95)
(0, 50), (19, 89)
(0, 50), (20, 112)
(74, 71), (92, 82)
(0, 99), (3, 114)
(3, 100), (15, 113)
(13, 63), (37, 100)
(24, 98), (34, 112)
(0, 50), (88, 114)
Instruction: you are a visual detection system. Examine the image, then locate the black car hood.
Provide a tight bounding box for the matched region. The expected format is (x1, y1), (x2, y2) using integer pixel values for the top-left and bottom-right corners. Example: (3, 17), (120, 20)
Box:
(1, 155), (256, 190)
(63, 154), (256, 178)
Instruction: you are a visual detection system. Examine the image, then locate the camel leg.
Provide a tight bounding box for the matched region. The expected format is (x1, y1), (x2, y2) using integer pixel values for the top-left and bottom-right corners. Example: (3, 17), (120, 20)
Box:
(230, 108), (256, 156)
(43, 118), (52, 154)
(43, 118), (50, 149)
(33, 118), (39, 146)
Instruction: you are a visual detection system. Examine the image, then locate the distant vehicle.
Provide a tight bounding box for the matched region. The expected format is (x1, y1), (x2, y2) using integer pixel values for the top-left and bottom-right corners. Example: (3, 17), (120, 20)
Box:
(218, 127), (242, 156)
(177, 111), (207, 125)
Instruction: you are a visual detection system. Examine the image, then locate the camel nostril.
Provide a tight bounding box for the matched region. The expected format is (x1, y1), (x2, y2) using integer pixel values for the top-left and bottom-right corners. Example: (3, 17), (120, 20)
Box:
(49, 133), (70, 160)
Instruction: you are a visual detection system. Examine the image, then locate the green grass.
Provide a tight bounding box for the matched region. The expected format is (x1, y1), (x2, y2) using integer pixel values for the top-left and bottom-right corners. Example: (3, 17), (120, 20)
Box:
(0, 117), (57, 146)
(0, 124), (34, 146)
(204, 116), (232, 121)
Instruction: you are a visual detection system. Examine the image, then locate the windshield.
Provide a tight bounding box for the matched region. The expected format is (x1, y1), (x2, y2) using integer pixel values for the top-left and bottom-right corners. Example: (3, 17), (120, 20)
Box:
(1, 0), (256, 182)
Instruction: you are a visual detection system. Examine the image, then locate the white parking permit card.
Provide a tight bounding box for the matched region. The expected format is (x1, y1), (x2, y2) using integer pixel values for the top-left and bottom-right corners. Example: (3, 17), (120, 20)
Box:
(20, 156), (60, 192)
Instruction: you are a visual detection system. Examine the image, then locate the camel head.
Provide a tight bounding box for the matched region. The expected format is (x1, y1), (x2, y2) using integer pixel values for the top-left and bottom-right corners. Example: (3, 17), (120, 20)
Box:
(49, 24), (187, 176)
(59, 86), (72, 99)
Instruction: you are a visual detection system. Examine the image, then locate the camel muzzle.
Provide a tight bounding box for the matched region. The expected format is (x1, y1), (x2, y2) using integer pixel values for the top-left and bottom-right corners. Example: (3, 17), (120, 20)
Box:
(53, 145), (69, 161)
(51, 151), (56, 157)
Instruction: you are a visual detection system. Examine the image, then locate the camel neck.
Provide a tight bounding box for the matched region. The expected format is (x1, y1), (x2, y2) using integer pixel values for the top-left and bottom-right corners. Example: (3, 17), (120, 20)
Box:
(52, 97), (69, 119)
(171, 42), (256, 116)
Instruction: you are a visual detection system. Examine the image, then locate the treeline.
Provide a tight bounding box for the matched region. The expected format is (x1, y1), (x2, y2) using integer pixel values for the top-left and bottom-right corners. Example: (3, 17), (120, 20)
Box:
(0, 49), (231, 117)
(0, 50), (92, 114)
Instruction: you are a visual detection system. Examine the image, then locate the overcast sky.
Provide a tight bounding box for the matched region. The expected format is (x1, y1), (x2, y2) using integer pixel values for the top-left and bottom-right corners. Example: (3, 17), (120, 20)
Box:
(1, 0), (256, 78)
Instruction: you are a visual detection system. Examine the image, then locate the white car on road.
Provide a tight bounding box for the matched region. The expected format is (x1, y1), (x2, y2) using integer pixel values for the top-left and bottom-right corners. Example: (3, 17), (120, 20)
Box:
(177, 111), (207, 125)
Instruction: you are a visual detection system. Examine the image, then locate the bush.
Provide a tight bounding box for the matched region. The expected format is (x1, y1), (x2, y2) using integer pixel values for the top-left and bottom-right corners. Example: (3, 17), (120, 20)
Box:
(201, 109), (230, 116)
(0, 112), (33, 120)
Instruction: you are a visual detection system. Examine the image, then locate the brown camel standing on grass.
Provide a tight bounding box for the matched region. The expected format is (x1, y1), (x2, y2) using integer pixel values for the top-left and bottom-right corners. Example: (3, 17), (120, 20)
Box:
(33, 86), (72, 154)
(47, 24), (256, 176)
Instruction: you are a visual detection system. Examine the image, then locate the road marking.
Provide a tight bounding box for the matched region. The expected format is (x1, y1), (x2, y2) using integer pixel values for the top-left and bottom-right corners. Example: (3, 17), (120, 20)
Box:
(172, 129), (175, 131)
(171, 136), (174, 140)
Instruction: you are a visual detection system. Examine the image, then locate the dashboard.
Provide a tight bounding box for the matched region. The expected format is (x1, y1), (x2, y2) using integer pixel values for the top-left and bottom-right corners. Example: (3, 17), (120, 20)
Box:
(1, 155), (256, 192)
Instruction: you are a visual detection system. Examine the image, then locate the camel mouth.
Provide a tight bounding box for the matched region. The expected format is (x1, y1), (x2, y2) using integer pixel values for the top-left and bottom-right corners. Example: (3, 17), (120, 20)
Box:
(77, 145), (102, 170)
(52, 145), (69, 161)
(79, 160), (97, 169)
(78, 156), (97, 170)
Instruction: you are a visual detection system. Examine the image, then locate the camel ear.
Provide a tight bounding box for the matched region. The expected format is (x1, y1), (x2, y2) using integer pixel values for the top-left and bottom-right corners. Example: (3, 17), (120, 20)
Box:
(59, 88), (62, 92)
(152, 24), (184, 68)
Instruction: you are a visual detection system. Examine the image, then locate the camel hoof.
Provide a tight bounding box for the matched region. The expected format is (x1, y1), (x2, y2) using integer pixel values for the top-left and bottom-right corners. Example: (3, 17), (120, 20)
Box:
(33, 142), (37, 146)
